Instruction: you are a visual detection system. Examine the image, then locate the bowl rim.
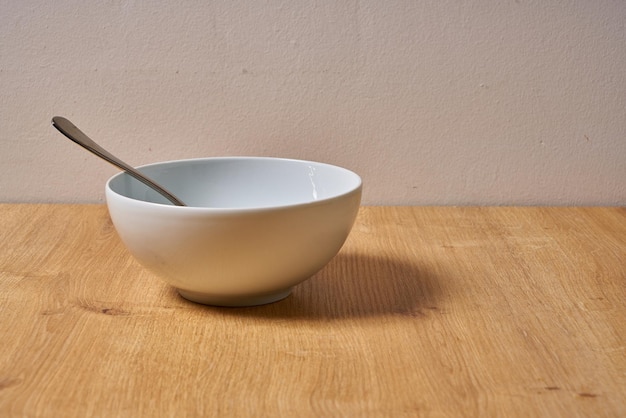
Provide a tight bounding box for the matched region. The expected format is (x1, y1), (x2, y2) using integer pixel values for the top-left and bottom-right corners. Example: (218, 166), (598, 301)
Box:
(105, 156), (362, 213)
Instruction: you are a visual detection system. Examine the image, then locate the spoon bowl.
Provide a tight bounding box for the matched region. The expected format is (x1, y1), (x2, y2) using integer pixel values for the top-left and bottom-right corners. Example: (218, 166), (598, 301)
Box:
(106, 157), (362, 306)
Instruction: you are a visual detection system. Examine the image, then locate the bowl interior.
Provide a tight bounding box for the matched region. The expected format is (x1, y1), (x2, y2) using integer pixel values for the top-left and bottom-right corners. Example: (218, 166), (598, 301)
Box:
(107, 157), (361, 208)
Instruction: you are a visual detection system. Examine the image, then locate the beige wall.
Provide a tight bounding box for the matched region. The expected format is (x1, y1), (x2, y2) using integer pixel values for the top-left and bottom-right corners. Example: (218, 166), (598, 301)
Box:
(1, 1), (624, 205)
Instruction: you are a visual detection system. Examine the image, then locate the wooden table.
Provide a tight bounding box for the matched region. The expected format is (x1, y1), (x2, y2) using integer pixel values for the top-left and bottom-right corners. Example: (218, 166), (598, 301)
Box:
(1, 205), (624, 417)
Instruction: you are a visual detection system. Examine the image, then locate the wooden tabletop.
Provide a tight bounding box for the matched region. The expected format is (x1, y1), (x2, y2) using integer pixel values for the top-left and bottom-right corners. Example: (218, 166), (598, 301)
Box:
(0, 205), (624, 417)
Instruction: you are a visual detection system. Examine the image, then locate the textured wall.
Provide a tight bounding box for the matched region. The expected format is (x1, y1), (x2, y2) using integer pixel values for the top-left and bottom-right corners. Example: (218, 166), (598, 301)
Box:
(1, 1), (625, 205)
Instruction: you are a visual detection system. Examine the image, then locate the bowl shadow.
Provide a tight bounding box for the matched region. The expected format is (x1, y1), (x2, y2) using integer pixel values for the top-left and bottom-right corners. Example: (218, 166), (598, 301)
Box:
(190, 251), (444, 321)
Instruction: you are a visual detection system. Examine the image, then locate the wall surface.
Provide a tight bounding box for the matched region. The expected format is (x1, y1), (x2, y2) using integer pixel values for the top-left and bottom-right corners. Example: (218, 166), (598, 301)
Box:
(1, 0), (625, 205)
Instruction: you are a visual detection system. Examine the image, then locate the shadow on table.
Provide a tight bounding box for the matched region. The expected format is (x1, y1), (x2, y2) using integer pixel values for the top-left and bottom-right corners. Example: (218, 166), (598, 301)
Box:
(192, 251), (444, 320)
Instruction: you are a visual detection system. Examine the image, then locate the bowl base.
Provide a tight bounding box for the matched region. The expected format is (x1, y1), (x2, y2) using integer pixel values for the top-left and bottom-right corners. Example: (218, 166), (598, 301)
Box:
(177, 288), (293, 307)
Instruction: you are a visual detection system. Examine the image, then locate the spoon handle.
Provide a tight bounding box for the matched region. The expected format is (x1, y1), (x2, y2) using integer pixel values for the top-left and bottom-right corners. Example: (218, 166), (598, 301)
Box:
(51, 116), (186, 206)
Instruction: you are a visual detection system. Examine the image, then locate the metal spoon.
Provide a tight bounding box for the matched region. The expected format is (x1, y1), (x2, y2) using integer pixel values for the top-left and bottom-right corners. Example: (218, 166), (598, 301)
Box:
(51, 116), (186, 206)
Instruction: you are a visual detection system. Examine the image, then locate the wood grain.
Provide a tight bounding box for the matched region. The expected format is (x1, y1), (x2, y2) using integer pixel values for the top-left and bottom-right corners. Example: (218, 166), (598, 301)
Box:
(0, 205), (624, 417)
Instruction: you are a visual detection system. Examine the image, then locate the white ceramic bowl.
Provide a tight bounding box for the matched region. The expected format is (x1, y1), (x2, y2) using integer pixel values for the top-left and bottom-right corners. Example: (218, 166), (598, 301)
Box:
(105, 157), (362, 306)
